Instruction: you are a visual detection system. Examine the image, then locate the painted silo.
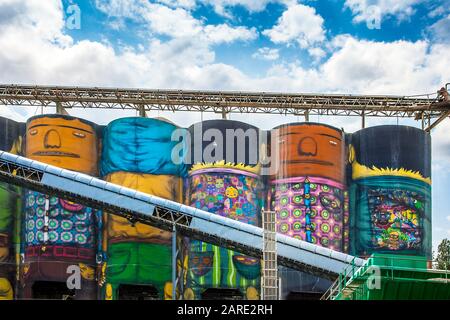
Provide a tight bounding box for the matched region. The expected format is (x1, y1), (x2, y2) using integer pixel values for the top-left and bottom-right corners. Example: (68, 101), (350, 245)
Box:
(186, 120), (263, 300)
(100, 117), (188, 300)
(348, 125), (432, 259)
(268, 123), (348, 299)
(0, 117), (24, 300)
(22, 115), (102, 300)
(268, 123), (348, 250)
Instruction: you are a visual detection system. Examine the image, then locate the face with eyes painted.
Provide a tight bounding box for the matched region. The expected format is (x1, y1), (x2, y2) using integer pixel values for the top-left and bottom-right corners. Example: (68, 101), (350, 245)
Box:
(26, 116), (98, 175)
(274, 124), (344, 182)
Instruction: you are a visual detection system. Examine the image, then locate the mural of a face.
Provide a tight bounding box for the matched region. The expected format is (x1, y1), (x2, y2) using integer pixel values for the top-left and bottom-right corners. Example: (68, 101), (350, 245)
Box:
(273, 124), (344, 182)
(26, 116), (98, 175)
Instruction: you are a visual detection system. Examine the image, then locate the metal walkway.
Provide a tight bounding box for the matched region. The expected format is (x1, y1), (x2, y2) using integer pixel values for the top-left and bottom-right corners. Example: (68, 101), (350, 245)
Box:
(0, 151), (366, 280)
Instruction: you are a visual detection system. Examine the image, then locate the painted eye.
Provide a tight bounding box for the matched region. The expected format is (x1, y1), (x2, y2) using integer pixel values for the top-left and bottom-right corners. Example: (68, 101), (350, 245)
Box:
(73, 132), (86, 138)
(30, 130), (38, 135)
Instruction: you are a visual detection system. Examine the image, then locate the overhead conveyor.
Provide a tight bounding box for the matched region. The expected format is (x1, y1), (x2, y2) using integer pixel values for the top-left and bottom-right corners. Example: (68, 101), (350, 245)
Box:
(0, 151), (366, 280)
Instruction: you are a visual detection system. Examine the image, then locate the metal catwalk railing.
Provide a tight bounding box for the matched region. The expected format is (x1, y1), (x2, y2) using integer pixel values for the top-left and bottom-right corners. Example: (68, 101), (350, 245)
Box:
(0, 151), (366, 280)
(321, 255), (450, 300)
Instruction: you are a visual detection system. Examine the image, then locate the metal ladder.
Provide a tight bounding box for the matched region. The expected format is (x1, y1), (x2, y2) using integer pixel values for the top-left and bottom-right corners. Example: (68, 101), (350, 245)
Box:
(261, 209), (278, 300)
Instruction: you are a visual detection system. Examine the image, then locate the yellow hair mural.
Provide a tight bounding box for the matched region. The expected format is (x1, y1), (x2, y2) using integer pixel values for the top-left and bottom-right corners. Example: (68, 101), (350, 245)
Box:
(189, 160), (260, 175)
(348, 145), (431, 185)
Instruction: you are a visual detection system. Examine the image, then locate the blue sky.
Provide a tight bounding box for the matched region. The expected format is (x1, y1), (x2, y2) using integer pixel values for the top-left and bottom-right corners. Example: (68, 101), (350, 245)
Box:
(0, 0), (449, 254)
(61, 0), (448, 76)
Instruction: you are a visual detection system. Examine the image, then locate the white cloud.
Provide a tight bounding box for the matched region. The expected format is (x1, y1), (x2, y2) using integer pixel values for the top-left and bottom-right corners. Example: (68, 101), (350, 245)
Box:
(252, 47), (280, 61)
(0, 0), (71, 46)
(427, 1), (450, 18)
(428, 14), (450, 43)
(95, 0), (257, 44)
(262, 4), (325, 49)
(203, 24), (257, 44)
(0, 0), (449, 150)
(157, 0), (197, 9)
(202, 0), (274, 17)
(308, 47), (326, 61)
(344, 0), (423, 25)
(432, 120), (450, 171)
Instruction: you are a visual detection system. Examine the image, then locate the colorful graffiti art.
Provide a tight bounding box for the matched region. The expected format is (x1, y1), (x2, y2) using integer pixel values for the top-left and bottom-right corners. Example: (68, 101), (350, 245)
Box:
(190, 170), (260, 225)
(0, 117), (24, 300)
(20, 191), (102, 299)
(273, 123), (345, 183)
(100, 118), (188, 300)
(269, 177), (349, 252)
(348, 125), (432, 259)
(26, 115), (99, 176)
(104, 173), (181, 245)
(101, 172), (182, 300)
(350, 177), (431, 258)
(368, 188), (424, 251)
(187, 168), (263, 299)
(268, 123), (347, 298)
(24, 191), (102, 250)
(22, 115), (101, 299)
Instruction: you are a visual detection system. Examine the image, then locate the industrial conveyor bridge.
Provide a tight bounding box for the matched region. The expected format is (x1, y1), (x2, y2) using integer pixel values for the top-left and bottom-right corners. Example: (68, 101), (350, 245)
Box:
(1, 84), (449, 131)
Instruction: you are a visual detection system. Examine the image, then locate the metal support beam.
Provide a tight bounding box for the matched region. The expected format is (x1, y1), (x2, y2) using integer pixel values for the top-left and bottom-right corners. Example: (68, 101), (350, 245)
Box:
(426, 109), (450, 132)
(172, 225), (177, 300)
(55, 101), (69, 115)
(362, 111), (365, 129)
(139, 105), (147, 117)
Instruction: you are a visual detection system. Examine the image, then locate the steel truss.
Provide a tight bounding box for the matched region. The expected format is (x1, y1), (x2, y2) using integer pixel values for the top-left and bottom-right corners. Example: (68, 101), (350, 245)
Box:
(0, 85), (448, 122)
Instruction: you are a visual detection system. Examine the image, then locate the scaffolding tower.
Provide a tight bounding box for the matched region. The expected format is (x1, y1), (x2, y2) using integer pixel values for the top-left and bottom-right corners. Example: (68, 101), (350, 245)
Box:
(261, 209), (278, 300)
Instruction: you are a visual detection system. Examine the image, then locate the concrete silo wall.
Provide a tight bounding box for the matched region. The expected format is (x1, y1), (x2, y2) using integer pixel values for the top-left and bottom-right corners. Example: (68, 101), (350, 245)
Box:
(0, 117), (24, 300)
(21, 115), (102, 300)
(348, 125), (432, 259)
(268, 123), (349, 299)
(186, 120), (263, 300)
(100, 117), (188, 300)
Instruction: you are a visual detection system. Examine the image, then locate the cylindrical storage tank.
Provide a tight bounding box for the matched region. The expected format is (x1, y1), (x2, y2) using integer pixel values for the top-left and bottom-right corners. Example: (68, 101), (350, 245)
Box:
(349, 125), (432, 259)
(268, 123), (348, 299)
(186, 120), (263, 300)
(100, 117), (188, 300)
(0, 117), (25, 300)
(269, 123), (348, 250)
(21, 115), (102, 300)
